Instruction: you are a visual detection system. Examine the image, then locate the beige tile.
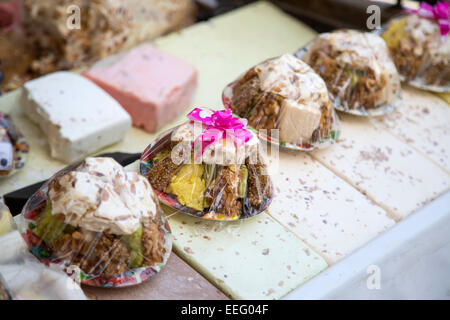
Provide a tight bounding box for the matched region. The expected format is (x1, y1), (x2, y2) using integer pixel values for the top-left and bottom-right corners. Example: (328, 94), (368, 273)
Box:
(168, 213), (328, 300)
(312, 115), (450, 220)
(267, 152), (395, 264)
(372, 85), (450, 173)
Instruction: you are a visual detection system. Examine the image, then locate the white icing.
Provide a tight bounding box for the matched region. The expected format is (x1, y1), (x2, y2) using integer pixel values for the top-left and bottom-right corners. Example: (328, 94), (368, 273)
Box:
(256, 54), (329, 113)
(254, 54), (330, 143)
(49, 157), (157, 235)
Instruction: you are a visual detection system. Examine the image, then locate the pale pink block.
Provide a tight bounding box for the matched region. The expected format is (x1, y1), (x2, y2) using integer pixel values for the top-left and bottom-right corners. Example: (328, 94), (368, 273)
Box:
(84, 44), (197, 132)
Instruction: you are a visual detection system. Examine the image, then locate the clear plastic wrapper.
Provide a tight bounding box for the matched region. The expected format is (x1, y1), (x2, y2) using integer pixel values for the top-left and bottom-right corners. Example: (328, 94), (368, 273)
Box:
(222, 54), (340, 150)
(297, 30), (402, 116)
(0, 112), (29, 178)
(0, 273), (13, 300)
(19, 157), (172, 287)
(380, 11), (450, 92)
(0, 230), (87, 300)
(140, 108), (274, 221)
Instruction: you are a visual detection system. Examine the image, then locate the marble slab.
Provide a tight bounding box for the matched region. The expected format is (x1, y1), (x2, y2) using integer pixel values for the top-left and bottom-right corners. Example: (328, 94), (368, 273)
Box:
(167, 212), (328, 300)
(83, 254), (228, 300)
(267, 152), (395, 265)
(372, 85), (450, 173)
(311, 115), (450, 220)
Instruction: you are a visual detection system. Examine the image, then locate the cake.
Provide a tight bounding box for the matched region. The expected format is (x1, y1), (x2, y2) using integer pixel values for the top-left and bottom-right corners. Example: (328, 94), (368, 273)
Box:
(141, 108), (273, 220)
(21, 72), (131, 163)
(0, 0), (196, 93)
(23, 0), (133, 75)
(228, 54), (334, 145)
(302, 30), (401, 111)
(27, 157), (168, 279)
(84, 44), (198, 133)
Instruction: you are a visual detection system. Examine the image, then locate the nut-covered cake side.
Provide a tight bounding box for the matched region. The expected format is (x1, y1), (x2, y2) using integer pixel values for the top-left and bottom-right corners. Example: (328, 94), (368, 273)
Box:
(302, 30), (401, 110)
(141, 108), (273, 221)
(229, 54), (333, 146)
(22, 157), (170, 284)
(383, 14), (450, 87)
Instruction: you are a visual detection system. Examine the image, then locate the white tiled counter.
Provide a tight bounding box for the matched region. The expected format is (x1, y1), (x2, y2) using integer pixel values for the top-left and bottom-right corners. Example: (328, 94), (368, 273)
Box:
(311, 115), (449, 220)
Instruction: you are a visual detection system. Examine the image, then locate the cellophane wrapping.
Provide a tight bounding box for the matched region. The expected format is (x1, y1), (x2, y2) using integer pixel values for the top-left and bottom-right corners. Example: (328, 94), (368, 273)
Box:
(299, 30), (402, 115)
(140, 116), (274, 221)
(382, 14), (450, 92)
(0, 112), (29, 178)
(222, 54), (340, 150)
(18, 157), (172, 287)
(0, 230), (87, 300)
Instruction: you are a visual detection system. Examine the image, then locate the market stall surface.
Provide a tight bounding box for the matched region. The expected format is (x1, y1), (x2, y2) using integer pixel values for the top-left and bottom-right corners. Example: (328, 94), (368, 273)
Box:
(0, 1), (449, 299)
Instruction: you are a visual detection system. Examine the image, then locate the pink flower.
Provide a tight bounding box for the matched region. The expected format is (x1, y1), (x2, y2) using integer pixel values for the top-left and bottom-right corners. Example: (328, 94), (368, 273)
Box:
(187, 108), (253, 158)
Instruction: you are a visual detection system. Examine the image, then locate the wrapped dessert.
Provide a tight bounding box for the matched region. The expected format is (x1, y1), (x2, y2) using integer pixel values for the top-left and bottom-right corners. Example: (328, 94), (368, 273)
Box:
(0, 0), (196, 92)
(222, 54), (340, 150)
(19, 157), (172, 287)
(0, 230), (87, 300)
(381, 2), (450, 91)
(299, 30), (401, 115)
(140, 108), (273, 221)
(0, 112), (29, 178)
(22, 0), (195, 75)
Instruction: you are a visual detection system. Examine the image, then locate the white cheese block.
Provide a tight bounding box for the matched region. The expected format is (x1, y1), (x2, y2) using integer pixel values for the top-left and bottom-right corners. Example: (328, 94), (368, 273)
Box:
(278, 100), (321, 144)
(21, 72), (131, 163)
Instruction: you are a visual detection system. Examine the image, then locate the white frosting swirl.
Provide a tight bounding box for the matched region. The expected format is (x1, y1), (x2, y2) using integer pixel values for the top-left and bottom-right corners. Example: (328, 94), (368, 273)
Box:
(255, 54), (329, 114)
(48, 157), (157, 235)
